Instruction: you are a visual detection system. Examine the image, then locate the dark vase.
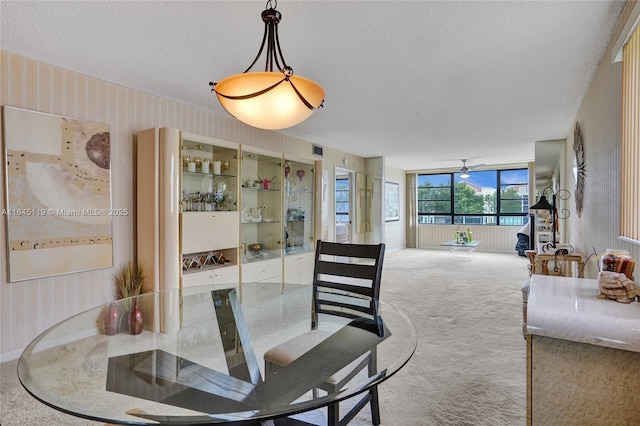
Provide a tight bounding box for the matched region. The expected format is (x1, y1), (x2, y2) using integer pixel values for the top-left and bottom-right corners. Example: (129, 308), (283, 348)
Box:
(128, 301), (144, 335)
(104, 302), (120, 335)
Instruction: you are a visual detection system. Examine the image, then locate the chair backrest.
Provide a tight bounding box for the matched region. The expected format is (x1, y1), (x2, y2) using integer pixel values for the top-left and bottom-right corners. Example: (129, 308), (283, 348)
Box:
(312, 240), (385, 328)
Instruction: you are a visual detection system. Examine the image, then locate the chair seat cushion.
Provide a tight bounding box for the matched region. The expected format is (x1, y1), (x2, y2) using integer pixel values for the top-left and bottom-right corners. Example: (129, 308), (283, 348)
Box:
(264, 330), (333, 367)
(264, 329), (370, 387)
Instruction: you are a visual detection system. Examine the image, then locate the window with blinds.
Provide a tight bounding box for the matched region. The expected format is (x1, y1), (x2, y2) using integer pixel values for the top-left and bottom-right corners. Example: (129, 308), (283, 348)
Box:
(621, 25), (639, 244)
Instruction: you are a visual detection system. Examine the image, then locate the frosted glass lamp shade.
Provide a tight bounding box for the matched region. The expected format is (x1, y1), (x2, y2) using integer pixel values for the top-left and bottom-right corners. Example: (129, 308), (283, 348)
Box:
(214, 72), (324, 130)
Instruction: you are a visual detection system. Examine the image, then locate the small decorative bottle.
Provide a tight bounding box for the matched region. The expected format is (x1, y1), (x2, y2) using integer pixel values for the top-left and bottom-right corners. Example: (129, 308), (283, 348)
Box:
(129, 300), (144, 335)
(104, 302), (119, 335)
(467, 227), (472, 243)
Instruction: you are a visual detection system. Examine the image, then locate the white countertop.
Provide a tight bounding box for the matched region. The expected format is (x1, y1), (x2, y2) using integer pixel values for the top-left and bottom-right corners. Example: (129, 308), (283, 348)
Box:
(527, 275), (640, 352)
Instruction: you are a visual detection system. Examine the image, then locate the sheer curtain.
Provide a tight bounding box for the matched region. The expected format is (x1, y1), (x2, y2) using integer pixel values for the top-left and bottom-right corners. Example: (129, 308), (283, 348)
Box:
(405, 173), (417, 248)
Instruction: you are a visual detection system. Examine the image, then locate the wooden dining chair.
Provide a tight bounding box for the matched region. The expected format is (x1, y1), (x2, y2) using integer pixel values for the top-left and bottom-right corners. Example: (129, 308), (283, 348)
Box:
(264, 240), (386, 426)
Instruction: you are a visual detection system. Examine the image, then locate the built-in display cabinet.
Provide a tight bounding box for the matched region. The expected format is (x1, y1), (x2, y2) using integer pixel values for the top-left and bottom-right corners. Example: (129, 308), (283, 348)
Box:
(137, 128), (240, 299)
(137, 128), (321, 305)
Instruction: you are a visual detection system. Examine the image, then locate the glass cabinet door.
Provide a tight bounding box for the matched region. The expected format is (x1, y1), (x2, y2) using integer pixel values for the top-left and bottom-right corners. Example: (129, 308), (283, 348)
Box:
(283, 158), (315, 255)
(180, 137), (239, 277)
(181, 140), (238, 213)
(240, 149), (283, 264)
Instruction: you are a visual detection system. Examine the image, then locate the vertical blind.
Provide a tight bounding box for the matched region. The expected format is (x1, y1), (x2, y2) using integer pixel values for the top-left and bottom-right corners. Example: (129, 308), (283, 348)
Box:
(621, 25), (639, 243)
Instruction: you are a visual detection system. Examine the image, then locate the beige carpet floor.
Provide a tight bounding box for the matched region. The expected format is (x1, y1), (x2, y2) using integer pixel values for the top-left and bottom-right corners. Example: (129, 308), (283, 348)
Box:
(0, 248), (529, 425)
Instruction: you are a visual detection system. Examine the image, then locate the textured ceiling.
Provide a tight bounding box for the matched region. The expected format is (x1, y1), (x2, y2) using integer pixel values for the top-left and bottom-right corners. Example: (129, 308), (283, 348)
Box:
(0, 1), (626, 171)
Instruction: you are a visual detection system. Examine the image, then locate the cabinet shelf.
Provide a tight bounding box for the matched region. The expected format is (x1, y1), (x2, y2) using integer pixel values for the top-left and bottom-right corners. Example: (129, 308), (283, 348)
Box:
(242, 254), (277, 264)
(242, 220), (281, 224)
(242, 186), (281, 192)
(183, 262), (234, 275)
(285, 246), (312, 255)
(184, 170), (237, 179)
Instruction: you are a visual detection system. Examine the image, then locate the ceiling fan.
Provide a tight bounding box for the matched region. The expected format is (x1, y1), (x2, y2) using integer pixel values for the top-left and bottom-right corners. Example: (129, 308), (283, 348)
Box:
(459, 160), (471, 178)
(459, 159), (484, 178)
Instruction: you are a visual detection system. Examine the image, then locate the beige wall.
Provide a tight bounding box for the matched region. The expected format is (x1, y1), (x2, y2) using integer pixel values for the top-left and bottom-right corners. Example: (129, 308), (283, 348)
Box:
(564, 3), (640, 278)
(0, 50), (366, 360)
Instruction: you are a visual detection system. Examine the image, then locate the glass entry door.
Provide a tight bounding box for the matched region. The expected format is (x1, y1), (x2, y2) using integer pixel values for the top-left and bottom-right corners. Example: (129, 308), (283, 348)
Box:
(335, 168), (353, 243)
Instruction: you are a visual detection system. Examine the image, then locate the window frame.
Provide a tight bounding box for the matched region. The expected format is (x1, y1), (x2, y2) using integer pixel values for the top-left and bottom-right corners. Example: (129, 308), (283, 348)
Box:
(416, 168), (529, 226)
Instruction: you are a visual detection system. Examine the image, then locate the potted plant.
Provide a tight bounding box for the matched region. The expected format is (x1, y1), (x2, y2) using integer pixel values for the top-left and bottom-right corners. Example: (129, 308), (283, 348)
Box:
(114, 260), (147, 335)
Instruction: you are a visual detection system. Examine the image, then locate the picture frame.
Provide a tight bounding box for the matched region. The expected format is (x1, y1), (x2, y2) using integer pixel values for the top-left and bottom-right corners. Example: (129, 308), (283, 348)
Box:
(385, 181), (400, 222)
(2, 107), (113, 282)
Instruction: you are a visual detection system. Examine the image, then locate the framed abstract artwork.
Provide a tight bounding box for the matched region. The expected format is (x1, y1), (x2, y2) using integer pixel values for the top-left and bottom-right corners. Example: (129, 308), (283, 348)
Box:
(2, 107), (113, 282)
(385, 181), (399, 222)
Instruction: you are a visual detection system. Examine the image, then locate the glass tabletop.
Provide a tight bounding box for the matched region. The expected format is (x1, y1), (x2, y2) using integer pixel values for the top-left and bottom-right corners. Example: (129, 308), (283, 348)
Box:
(18, 284), (417, 425)
(440, 240), (482, 248)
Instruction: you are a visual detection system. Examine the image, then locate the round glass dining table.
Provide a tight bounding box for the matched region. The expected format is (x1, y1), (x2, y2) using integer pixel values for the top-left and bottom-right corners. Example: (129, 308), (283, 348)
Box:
(18, 283), (417, 425)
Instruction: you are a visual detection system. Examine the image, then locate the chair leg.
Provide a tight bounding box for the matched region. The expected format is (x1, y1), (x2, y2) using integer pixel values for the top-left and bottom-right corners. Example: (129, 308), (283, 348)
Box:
(368, 350), (381, 425)
(370, 386), (381, 425)
(327, 402), (339, 426)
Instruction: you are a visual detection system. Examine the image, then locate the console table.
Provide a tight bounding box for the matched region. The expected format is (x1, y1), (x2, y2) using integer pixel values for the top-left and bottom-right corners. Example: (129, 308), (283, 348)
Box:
(525, 275), (640, 425)
(525, 250), (585, 278)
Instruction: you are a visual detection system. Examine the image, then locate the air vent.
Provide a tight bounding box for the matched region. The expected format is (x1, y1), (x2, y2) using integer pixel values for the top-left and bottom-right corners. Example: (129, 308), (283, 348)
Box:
(313, 144), (323, 157)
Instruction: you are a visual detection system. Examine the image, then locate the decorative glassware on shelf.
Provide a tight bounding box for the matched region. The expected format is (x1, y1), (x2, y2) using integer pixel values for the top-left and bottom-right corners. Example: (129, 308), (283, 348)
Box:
(202, 159), (210, 173)
(212, 176), (227, 203)
(181, 176), (233, 212)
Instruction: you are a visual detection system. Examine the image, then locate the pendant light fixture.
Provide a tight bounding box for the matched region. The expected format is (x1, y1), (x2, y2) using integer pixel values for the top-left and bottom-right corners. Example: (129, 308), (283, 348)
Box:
(210, 0), (324, 130)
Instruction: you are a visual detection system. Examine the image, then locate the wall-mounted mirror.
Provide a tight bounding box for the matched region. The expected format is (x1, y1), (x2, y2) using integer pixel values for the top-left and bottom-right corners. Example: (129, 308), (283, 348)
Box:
(534, 139), (566, 246)
(534, 139), (564, 194)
